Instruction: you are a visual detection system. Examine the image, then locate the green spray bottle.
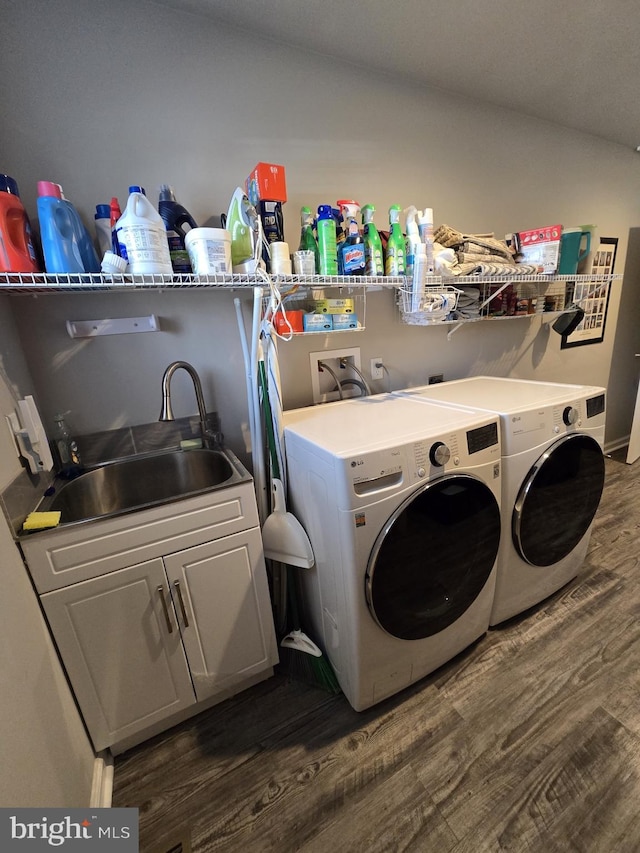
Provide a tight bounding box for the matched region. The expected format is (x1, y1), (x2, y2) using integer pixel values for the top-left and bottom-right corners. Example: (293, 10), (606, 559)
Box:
(385, 204), (406, 276)
(298, 206), (319, 273)
(361, 204), (384, 276)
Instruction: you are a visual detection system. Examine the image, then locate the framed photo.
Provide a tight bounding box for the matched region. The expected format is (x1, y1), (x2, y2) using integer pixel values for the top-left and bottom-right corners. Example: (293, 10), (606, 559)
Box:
(561, 236), (617, 349)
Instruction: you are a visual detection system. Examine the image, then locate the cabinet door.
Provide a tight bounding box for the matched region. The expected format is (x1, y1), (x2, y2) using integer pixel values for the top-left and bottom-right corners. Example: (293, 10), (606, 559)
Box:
(163, 527), (278, 702)
(41, 558), (196, 752)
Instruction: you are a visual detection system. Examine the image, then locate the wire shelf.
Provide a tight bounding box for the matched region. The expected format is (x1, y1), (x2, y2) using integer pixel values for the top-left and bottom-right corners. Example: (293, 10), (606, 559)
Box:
(0, 271), (620, 295)
(0, 272), (405, 294)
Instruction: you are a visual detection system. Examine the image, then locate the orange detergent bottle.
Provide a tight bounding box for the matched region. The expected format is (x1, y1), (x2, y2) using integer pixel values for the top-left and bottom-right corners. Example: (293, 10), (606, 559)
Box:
(0, 174), (40, 272)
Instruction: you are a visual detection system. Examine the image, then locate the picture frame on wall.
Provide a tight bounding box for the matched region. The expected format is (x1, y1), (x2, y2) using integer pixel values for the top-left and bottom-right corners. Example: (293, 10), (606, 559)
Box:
(561, 236), (618, 349)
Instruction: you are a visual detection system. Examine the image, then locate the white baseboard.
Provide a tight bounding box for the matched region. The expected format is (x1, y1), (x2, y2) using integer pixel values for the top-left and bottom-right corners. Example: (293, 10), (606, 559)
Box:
(604, 435), (630, 455)
(90, 751), (114, 808)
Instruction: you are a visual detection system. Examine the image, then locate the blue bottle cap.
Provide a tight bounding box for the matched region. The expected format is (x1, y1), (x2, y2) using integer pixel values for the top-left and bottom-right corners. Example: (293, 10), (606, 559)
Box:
(0, 174), (20, 196)
(95, 204), (110, 219)
(317, 204), (332, 219)
(128, 185), (146, 195)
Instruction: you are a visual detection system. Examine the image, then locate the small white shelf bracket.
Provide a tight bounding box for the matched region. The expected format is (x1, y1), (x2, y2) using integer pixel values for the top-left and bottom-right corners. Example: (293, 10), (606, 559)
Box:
(66, 315), (160, 338)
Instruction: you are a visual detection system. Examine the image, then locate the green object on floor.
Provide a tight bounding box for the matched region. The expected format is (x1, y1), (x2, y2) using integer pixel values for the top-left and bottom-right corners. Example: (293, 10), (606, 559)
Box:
(279, 565), (341, 695)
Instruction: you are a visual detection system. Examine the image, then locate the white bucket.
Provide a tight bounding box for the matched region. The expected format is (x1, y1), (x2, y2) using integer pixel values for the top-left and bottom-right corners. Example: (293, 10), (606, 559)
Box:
(185, 227), (232, 275)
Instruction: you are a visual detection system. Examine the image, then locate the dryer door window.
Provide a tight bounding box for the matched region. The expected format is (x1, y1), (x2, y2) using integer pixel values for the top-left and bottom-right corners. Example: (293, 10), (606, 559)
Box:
(512, 433), (605, 567)
(365, 474), (500, 641)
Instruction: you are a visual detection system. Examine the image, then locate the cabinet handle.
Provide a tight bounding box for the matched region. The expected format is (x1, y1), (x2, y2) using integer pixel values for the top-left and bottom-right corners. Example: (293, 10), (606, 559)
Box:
(157, 584), (173, 634)
(173, 580), (190, 628)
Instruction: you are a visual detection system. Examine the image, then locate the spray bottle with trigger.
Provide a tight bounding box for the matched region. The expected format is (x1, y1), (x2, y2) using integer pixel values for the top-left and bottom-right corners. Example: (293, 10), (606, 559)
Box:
(385, 205), (406, 276)
(418, 207), (435, 275)
(361, 204), (384, 276)
(298, 206), (319, 273)
(337, 200), (365, 275)
(404, 206), (420, 280)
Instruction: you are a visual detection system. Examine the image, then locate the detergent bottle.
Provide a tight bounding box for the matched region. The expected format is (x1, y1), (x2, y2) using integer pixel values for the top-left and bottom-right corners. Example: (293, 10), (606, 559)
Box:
(298, 206), (319, 273)
(361, 204), (384, 276)
(337, 200), (365, 275)
(316, 204), (338, 275)
(37, 181), (101, 274)
(0, 175), (40, 273)
(116, 189), (172, 275)
(385, 205), (406, 276)
(158, 184), (198, 274)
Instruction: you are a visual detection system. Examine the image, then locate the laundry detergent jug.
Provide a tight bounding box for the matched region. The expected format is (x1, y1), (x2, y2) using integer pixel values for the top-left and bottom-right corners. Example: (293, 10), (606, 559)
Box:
(37, 181), (101, 274)
(0, 175), (40, 273)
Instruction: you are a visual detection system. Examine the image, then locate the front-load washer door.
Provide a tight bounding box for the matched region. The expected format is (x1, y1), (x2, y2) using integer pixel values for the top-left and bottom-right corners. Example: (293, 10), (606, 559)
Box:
(365, 474), (500, 641)
(513, 433), (605, 567)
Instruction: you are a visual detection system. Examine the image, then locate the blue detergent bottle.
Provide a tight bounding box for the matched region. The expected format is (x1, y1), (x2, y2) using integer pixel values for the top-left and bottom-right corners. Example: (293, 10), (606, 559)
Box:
(37, 181), (101, 274)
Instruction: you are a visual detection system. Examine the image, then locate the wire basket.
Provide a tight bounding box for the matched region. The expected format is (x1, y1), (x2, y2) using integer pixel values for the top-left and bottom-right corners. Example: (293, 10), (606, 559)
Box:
(398, 281), (462, 325)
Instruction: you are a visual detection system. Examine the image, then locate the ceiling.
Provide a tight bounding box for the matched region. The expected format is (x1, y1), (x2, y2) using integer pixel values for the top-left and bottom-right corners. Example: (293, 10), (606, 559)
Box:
(155, 0), (640, 150)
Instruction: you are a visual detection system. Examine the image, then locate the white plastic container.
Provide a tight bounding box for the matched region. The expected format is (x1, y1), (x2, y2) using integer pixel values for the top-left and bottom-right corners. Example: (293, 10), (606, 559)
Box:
(116, 191), (172, 275)
(269, 241), (292, 275)
(185, 227), (232, 275)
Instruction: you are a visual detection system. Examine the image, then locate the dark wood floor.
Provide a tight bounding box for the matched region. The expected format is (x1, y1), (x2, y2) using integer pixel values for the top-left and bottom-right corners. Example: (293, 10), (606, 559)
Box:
(112, 450), (640, 853)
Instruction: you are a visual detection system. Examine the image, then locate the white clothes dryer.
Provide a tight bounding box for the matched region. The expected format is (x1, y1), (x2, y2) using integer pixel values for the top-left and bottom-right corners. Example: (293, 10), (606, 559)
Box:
(283, 394), (502, 711)
(394, 377), (606, 625)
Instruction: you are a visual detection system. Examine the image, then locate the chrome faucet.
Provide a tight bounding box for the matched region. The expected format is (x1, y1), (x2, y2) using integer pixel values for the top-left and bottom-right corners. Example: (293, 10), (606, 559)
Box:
(159, 361), (219, 448)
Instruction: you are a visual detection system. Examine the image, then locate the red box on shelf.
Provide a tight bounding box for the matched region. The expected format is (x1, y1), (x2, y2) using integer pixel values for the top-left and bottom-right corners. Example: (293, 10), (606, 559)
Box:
(246, 163), (287, 205)
(513, 224), (562, 274)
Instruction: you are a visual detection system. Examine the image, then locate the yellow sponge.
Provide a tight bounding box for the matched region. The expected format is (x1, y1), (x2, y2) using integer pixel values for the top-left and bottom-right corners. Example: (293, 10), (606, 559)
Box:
(22, 511), (61, 531)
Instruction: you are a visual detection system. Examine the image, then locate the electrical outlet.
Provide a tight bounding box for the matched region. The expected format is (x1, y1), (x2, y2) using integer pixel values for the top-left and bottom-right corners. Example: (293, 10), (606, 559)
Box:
(428, 374), (444, 384)
(370, 357), (384, 381)
(310, 348), (362, 404)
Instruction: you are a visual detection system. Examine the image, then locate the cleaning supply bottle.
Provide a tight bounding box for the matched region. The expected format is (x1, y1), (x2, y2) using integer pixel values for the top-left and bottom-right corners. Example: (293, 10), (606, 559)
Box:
(109, 197), (122, 255)
(316, 204), (338, 275)
(0, 174), (40, 273)
(37, 181), (101, 274)
(385, 205), (406, 276)
(404, 206), (420, 280)
(361, 204), (384, 276)
(52, 412), (83, 479)
(337, 200), (365, 275)
(418, 207), (435, 275)
(116, 188), (172, 275)
(298, 206), (319, 273)
(158, 184), (198, 274)
(94, 204), (112, 258)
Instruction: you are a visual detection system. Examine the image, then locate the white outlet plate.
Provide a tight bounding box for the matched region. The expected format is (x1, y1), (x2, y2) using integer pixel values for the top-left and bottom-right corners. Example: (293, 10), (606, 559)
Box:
(310, 347), (361, 404)
(370, 357), (384, 380)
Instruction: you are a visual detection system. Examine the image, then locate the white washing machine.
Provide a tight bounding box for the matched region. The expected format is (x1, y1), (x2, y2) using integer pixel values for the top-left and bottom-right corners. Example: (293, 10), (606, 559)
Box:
(394, 377), (606, 625)
(283, 394), (502, 711)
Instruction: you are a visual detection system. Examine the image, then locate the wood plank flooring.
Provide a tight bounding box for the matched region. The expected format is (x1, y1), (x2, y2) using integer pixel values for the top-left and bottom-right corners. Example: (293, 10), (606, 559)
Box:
(112, 451), (640, 852)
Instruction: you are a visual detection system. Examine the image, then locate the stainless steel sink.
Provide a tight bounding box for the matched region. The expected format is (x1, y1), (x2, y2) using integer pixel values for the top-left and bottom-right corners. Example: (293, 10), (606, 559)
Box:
(35, 448), (249, 526)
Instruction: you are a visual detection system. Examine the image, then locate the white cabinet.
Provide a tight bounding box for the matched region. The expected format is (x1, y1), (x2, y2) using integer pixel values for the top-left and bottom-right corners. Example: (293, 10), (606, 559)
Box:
(21, 480), (278, 753)
(41, 557), (196, 751)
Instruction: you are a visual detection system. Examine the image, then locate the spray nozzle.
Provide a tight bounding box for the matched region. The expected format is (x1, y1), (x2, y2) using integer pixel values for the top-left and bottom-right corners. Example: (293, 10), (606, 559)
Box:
(389, 205), (402, 225)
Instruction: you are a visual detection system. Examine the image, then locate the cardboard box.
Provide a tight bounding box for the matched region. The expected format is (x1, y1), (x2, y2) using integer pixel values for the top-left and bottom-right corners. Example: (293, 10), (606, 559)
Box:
(246, 163), (287, 205)
(314, 298), (355, 314)
(513, 224), (562, 274)
(303, 313), (333, 332)
(331, 313), (359, 330)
